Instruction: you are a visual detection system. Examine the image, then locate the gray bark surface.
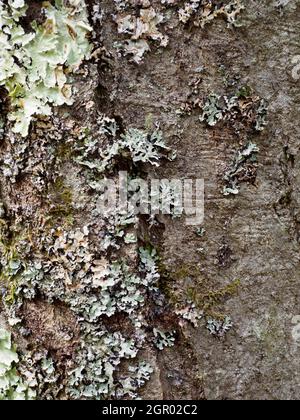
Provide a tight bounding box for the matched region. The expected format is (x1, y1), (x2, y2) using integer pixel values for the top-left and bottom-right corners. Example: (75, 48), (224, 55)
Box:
(0, 0), (300, 400)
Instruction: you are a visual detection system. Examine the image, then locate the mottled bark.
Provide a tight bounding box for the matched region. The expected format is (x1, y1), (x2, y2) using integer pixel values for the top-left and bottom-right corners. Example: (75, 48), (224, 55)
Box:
(1, 0), (300, 400)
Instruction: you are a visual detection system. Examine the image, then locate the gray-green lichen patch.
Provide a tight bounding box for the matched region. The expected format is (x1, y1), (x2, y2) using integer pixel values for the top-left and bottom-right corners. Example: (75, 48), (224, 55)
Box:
(200, 90), (268, 132)
(75, 117), (174, 175)
(0, 109), (181, 399)
(153, 328), (176, 350)
(0, 0), (92, 137)
(112, 0), (244, 64)
(191, 88), (268, 196)
(176, 302), (203, 328)
(223, 142), (259, 196)
(200, 93), (223, 127)
(2, 229), (169, 399)
(0, 328), (35, 400)
(206, 316), (233, 337)
(0, 0), (258, 401)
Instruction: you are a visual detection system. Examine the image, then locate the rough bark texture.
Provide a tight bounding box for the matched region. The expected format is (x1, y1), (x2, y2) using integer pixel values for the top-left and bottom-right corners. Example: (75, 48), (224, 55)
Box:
(1, 0), (300, 400)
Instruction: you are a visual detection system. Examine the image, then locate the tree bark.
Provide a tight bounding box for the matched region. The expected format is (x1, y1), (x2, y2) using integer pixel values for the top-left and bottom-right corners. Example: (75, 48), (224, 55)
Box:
(0, 0), (300, 400)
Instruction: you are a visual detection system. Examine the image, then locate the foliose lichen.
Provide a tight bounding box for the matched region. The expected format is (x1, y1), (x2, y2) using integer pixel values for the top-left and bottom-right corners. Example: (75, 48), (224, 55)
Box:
(178, 0), (244, 27)
(0, 328), (35, 400)
(115, 6), (168, 64)
(223, 142), (259, 196)
(75, 118), (174, 173)
(200, 90), (268, 131)
(153, 328), (176, 350)
(0, 0), (91, 136)
(206, 316), (233, 338)
(0, 111), (180, 399)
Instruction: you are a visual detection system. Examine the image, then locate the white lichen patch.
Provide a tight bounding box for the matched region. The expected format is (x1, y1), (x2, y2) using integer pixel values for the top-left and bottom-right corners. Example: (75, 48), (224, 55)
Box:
(115, 6), (168, 63)
(178, 0), (201, 24)
(200, 93), (223, 127)
(75, 119), (174, 173)
(0, 0), (92, 137)
(206, 316), (233, 338)
(7, 233), (165, 398)
(176, 303), (203, 328)
(178, 0), (244, 27)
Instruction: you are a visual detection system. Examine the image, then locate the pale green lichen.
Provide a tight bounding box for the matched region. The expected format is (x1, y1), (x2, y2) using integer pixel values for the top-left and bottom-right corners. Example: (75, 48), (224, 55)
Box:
(67, 331), (140, 399)
(0, 0), (92, 137)
(206, 316), (233, 338)
(200, 93), (223, 127)
(195, 227), (206, 237)
(0, 110), (181, 399)
(120, 128), (172, 166)
(149, 179), (184, 218)
(176, 303), (203, 328)
(153, 328), (176, 350)
(0, 328), (35, 400)
(124, 233), (138, 244)
(200, 91), (268, 130)
(117, 361), (153, 399)
(3, 226), (165, 399)
(17, 351), (61, 399)
(223, 142), (259, 196)
(76, 122), (174, 173)
(0, 119), (177, 399)
(178, 0), (201, 24)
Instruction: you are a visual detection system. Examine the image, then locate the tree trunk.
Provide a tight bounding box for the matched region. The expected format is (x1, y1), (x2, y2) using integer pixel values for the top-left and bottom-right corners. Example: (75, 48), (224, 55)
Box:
(0, 0), (300, 400)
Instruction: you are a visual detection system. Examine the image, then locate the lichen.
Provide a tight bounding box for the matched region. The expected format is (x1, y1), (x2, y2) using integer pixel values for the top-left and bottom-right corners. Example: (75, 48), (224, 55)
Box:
(200, 90), (268, 131)
(0, 114), (179, 399)
(199, 93), (223, 127)
(0, 217), (167, 398)
(0, 0), (92, 136)
(0, 0), (249, 400)
(115, 6), (168, 64)
(178, 0), (201, 24)
(0, 328), (35, 400)
(223, 142), (259, 196)
(195, 227), (206, 237)
(206, 316), (233, 338)
(176, 302), (203, 328)
(75, 118), (174, 176)
(178, 0), (244, 27)
(153, 328), (176, 350)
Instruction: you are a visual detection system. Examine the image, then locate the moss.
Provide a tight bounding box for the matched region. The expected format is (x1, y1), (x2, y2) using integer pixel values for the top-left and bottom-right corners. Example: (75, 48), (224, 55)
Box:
(158, 261), (240, 319)
(46, 177), (74, 227)
(158, 263), (199, 306)
(52, 177), (73, 206)
(0, 228), (32, 304)
(237, 85), (253, 98)
(4, 281), (17, 305)
(55, 142), (73, 162)
(157, 269), (174, 303)
(188, 279), (240, 318)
